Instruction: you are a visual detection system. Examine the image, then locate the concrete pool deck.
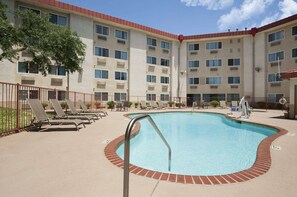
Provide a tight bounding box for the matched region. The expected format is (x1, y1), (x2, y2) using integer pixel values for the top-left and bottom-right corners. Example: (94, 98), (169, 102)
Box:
(0, 108), (296, 197)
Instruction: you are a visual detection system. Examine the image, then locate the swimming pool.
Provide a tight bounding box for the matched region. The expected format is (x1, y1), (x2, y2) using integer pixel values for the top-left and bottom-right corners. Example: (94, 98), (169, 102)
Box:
(116, 112), (277, 176)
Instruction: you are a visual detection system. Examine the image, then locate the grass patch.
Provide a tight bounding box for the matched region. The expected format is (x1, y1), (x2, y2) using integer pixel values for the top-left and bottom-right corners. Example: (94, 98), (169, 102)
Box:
(0, 107), (32, 133)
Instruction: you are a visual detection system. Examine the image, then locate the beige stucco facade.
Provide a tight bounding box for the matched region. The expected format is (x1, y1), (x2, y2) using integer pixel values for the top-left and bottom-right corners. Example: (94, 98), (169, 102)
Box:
(0, 0), (297, 105)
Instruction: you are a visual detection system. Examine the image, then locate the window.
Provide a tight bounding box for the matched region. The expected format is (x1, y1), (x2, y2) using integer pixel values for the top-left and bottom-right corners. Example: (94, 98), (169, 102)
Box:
(146, 94), (156, 101)
(19, 6), (40, 15)
(268, 93), (283, 103)
(161, 58), (170, 66)
(228, 76), (240, 84)
(114, 93), (127, 101)
(228, 58), (240, 66)
(206, 59), (222, 67)
(147, 75), (156, 83)
(292, 26), (297, 36)
(95, 70), (108, 79)
(95, 24), (109, 36)
(188, 60), (199, 68)
(94, 92), (108, 101)
(188, 78), (199, 84)
(268, 51), (284, 62)
(268, 73), (282, 82)
(227, 94), (240, 102)
(47, 90), (65, 100)
(49, 14), (67, 26)
(160, 94), (169, 101)
(203, 94), (225, 102)
(49, 65), (66, 76)
(268, 30), (284, 42)
(19, 90), (39, 100)
(160, 76), (169, 84)
(147, 38), (157, 47)
(115, 30), (128, 40)
(161, 41), (170, 49)
(147, 56), (157, 64)
(206, 77), (222, 84)
(206, 42), (222, 50)
(115, 50), (127, 60)
(188, 43), (199, 51)
(292, 48), (297, 58)
(115, 71), (127, 80)
(18, 62), (38, 74)
(95, 47), (109, 57)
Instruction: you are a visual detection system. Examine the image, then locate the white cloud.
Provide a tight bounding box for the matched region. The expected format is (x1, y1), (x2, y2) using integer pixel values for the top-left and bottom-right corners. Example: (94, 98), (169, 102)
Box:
(181, 0), (234, 10)
(217, 0), (274, 30)
(279, 0), (297, 18)
(259, 0), (297, 27)
(260, 13), (280, 26)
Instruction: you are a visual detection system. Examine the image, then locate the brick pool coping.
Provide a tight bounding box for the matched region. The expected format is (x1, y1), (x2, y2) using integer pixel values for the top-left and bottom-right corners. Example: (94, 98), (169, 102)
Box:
(104, 111), (288, 185)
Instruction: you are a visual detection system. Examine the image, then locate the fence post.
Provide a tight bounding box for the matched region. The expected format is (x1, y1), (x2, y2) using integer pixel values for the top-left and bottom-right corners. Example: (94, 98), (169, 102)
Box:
(16, 83), (20, 131)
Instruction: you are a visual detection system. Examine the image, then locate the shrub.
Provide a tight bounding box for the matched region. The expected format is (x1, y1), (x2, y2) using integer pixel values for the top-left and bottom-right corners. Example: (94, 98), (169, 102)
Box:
(41, 102), (48, 109)
(210, 100), (219, 107)
(256, 101), (266, 109)
(107, 101), (115, 109)
(85, 102), (92, 109)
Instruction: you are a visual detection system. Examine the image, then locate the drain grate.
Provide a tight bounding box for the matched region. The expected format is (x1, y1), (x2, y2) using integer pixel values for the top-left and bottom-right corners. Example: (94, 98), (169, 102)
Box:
(102, 139), (111, 144)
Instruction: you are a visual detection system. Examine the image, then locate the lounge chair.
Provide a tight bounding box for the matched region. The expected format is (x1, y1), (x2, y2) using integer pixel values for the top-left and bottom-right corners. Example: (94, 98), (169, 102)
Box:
(157, 101), (166, 109)
(140, 101), (153, 110)
(151, 102), (162, 109)
(50, 99), (95, 124)
(66, 99), (101, 119)
(27, 99), (85, 131)
(78, 99), (108, 116)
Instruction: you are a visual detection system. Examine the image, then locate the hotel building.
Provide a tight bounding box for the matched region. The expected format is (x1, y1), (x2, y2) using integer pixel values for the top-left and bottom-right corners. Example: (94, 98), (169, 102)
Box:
(1, 0), (297, 106)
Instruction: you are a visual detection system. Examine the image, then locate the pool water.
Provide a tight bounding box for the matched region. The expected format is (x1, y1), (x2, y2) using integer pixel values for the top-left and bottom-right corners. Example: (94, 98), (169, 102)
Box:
(116, 112), (277, 176)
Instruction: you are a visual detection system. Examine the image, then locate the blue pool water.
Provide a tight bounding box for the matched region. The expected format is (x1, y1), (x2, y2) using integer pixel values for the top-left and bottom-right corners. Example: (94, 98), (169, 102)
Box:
(116, 112), (277, 176)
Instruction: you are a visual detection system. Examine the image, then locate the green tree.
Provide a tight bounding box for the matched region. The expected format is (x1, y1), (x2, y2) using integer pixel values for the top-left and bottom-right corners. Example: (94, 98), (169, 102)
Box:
(0, 2), (86, 76)
(0, 2), (18, 61)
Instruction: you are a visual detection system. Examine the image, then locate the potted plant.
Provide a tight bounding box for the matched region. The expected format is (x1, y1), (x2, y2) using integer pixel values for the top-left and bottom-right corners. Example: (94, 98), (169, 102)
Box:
(85, 102), (92, 109)
(134, 102), (139, 109)
(60, 101), (67, 109)
(95, 101), (101, 109)
(168, 101), (174, 107)
(41, 102), (48, 109)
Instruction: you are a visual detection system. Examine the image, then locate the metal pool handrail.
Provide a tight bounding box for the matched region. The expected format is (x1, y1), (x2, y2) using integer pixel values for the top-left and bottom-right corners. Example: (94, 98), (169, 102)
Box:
(123, 114), (171, 197)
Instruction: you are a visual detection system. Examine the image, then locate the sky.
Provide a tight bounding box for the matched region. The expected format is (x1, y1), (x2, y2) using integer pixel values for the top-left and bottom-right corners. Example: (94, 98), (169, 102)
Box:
(59, 0), (297, 35)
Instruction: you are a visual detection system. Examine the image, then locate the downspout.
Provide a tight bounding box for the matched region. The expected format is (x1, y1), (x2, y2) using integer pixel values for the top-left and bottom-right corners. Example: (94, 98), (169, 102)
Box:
(251, 28), (257, 105)
(177, 35), (184, 104)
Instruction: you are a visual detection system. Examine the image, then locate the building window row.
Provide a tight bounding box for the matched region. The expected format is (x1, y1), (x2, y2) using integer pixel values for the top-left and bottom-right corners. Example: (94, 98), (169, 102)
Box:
(94, 70), (127, 80)
(95, 47), (128, 59)
(206, 59), (222, 67)
(147, 56), (170, 66)
(147, 38), (170, 50)
(268, 73), (282, 82)
(146, 94), (170, 101)
(206, 42), (222, 50)
(268, 30), (284, 42)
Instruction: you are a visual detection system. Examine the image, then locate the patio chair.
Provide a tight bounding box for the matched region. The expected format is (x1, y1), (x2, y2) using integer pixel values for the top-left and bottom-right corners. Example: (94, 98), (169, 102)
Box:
(78, 100), (108, 116)
(50, 99), (95, 124)
(27, 99), (85, 131)
(140, 101), (153, 110)
(66, 99), (101, 119)
(231, 101), (239, 111)
(219, 101), (227, 109)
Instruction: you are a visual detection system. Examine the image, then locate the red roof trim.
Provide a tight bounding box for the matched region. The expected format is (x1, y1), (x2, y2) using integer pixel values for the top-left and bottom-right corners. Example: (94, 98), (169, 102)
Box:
(282, 68), (297, 79)
(258, 14), (297, 32)
(183, 30), (251, 40)
(35, 1), (297, 41)
(36, 0), (178, 39)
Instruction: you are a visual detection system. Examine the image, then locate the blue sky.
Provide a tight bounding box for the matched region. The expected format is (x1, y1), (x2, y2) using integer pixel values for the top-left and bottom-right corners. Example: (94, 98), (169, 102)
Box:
(59, 0), (297, 35)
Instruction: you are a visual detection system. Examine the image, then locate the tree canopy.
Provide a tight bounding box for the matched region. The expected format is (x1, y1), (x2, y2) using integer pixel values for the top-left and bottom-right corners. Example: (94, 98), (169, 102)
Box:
(0, 1), (86, 75)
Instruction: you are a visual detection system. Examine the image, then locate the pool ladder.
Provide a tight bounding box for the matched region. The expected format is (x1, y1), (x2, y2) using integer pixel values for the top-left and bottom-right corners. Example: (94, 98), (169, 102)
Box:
(123, 114), (171, 197)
